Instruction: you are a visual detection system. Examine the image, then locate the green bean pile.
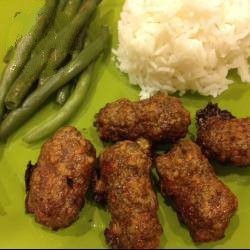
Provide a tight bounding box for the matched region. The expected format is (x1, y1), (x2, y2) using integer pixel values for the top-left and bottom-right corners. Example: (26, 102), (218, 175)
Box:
(0, 0), (109, 142)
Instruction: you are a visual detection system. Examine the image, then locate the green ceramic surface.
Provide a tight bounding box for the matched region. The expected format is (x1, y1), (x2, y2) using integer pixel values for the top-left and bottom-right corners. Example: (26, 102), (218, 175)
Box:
(0, 0), (250, 248)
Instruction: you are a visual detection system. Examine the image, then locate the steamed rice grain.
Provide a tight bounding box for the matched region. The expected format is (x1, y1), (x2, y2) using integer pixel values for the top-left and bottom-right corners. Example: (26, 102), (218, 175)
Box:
(114, 0), (250, 98)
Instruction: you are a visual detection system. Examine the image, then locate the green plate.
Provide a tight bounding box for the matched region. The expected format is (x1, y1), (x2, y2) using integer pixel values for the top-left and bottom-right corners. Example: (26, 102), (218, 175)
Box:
(0, 0), (250, 248)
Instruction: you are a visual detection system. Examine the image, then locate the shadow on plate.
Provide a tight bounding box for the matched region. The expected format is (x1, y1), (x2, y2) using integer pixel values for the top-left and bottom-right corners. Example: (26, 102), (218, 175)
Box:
(90, 197), (110, 248)
(0, 143), (4, 160)
(0, 181), (10, 216)
(0, 202), (6, 216)
(95, 210), (110, 248)
(57, 200), (96, 237)
(157, 204), (168, 248)
(87, 126), (113, 154)
(213, 161), (250, 186)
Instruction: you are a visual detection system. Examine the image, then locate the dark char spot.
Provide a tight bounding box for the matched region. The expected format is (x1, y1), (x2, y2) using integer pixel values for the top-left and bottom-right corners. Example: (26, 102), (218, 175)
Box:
(66, 177), (74, 188)
(25, 162), (37, 192)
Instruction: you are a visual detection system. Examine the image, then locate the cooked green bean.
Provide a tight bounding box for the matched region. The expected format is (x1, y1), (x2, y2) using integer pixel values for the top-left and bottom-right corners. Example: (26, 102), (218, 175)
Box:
(56, 54), (78, 106)
(56, 84), (72, 105)
(47, 0), (82, 39)
(5, 0), (100, 110)
(56, 24), (89, 105)
(73, 24), (88, 52)
(46, 0), (69, 33)
(63, 0), (83, 21)
(0, 27), (109, 141)
(3, 45), (14, 64)
(24, 65), (93, 143)
(56, 0), (69, 16)
(39, 0), (97, 86)
(0, 0), (58, 119)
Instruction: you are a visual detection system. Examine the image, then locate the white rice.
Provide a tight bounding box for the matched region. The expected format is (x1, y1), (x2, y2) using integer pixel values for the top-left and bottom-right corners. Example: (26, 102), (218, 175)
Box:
(114, 0), (250, 98)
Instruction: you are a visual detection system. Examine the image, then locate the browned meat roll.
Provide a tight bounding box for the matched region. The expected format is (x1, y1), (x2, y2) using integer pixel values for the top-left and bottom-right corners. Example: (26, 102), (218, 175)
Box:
(95, 92), (191, 143)
(25, 126), (96, 230)
(156, 140), (238, 242)
(93, 138), (163, 249)
(196, 103), (250, 166)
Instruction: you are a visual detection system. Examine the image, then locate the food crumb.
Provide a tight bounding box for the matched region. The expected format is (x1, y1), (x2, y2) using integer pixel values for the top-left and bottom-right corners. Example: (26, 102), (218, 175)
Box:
(14, 11), (21, 18)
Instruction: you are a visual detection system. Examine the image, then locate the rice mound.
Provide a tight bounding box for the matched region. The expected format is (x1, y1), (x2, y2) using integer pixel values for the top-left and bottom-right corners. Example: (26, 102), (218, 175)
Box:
(114, 0), (250, 98)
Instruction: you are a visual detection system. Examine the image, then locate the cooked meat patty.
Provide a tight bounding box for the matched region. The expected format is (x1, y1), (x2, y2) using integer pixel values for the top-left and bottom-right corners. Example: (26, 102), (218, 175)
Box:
(196, 103), (250, 166)
(156, 140), (238, 243)
(25, 126), (96, 230)
(93, 138), (163, 249)
(95, 92), (191, 143)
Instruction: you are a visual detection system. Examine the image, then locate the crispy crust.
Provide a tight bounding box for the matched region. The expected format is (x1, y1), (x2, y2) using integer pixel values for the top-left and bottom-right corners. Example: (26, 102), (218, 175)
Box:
(196, 103), (250, 166)
(25, 126), (96, 230)
(156, 140), (238, 242)
(95, 92), (191, 143)
(25, 162), (37, 192)
(93, 139), (163, 249)
(196, 103), (235, 127)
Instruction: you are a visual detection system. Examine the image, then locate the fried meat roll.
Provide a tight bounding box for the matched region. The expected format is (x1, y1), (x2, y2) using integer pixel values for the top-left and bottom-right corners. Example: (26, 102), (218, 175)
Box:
(95, 92), (191, 143)
(196, 103), (250, 166)
(25, 126), (96, 230)
(94, 139), (162, 249)
(156, 140), (237, 242)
